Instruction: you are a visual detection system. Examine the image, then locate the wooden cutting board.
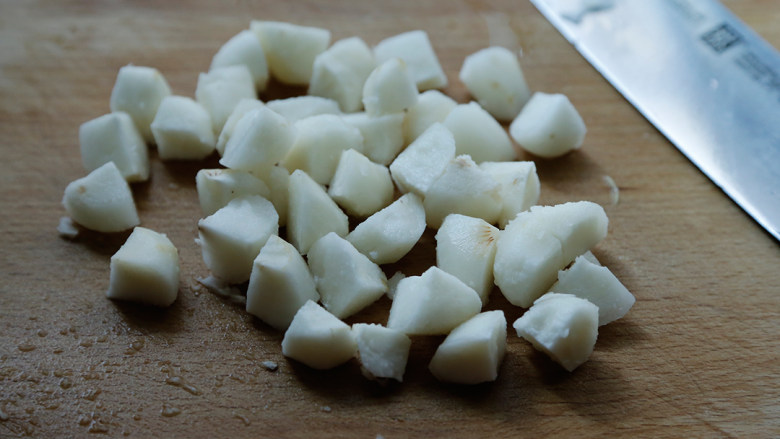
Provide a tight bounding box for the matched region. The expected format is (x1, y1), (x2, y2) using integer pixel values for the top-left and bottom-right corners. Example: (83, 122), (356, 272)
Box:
(1, 1), (778, 437)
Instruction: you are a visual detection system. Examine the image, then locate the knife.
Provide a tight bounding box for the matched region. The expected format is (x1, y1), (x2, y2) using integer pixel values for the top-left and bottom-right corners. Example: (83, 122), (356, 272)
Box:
(529, 0), (780, 241)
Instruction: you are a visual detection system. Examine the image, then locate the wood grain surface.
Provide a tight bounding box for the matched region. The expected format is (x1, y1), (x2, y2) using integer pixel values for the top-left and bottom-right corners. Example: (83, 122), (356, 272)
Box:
(1, 0), (778, 437)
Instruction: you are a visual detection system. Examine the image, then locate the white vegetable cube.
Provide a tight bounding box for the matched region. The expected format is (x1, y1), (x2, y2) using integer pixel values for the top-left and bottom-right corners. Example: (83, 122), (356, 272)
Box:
(265, 96), (341, 123)
(196, 65), (256, 134)
(362, 58), (419, 117)
(423, 155), (502, 228)
(387, 267), (482, 335)
(282, 114), (363, 185)
(307, 233), (387, 319)
(509, 92), (586, 159)
(250, 21), (331, 86)
(210, 29), (270, 92)
(342, 112), (404, 166)
(347, 193), (426, 265)
(197, 195), (279, 284)
(309, 37), (376, 113)
(246, 235), (319, 330)
(373, 30), (447, 90)
(328, 149), (393, 218)
(107, 227), (179, 307)
(494, 221), (562, 308)
(551, 255), (635, 326)
(79, 112), (149, 182)
(109, 65), (172, 143)
(150, 96), (216, 160)
(352, 323), (411, 382)
(196, 168), (271, 216)
(459, 46), (531, 121)
(435, 214), (499, 304)
(403, 89), (457, 145)
(429, 311), (507, 384)
(526, 202), (609, 263)
(513, 293), (599, 372)
(216, 98), (265, 156)
(62, 162), (139, 233)
(260, 165), (291, 228)
(220, 107), (295, 178)
(493, 201), (608, 307)
(389, 122), (455, 197)
(443, 102), (516, 163)
(287, 170), (348, 254)
(281, 300), (356, 370)
(479, 161), (540, 228)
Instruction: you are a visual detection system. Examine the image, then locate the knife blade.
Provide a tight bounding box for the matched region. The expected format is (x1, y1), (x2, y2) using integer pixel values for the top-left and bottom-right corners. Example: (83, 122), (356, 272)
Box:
(530, 0), (780, 241)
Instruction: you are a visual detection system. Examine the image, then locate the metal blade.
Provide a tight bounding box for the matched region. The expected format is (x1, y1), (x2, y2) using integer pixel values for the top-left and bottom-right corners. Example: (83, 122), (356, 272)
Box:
(530, 0), (780, 241)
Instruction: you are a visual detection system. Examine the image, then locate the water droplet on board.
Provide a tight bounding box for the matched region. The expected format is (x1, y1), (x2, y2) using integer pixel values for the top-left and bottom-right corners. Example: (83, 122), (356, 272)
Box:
(18, 344), (36, 352)
(0, 409), (9, 421)
(79, 339), (94, 348)
(164, 375), (201, 396)
(59, 378), (73, 389)
(132, 414), (141, 421)
(233, 413), (251, 426)
(160, 405), (181, 417)
(125, 338), (145, 355)
(36, 329), (48, 338)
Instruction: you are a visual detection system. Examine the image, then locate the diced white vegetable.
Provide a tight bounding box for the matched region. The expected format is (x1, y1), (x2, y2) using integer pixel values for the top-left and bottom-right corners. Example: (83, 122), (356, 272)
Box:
(403, 89), (457, 145)
(281, 300), (356, 370)
(195, 168), (270, 216)
(493, 201), (608, 307)
(509, 92), (586, 159)
(353, 323), (411, 382)
(309, 37), (376, 113)
(342, 112), (404, 166)
(513, 293), (598, 372)
(210, 29), (270, 92)
(107, 227), (179, 307)
(550, 255), (635, 326)
(423, 155), (502, 228)
(79, 112), (149, 182)
(220, 107), (295, 178)
(150, 96), (216, 160)
(196, 65), (256, 134)
(246, 235), (319, 330)
(287, 170), (348, 254)
(250, 21), (331, 86)
(347, 193), (426, 265)
(216, 98), (264, 156)
(435, 214), (499, 304)
(328, 149), (393, 218)
(386, 271), (405, 300)
(259, 165), (290, 228)
(459, 46), (531, 121)
(282, 114), (363, 185)
(109, 65), (172, 143)
(527, 201), (609, 264)
(387, 267), (482, 335)
(265, 96), (341, 123)
(62, 162), (139, 233)
(308, 233), (387, 319)
(362, 58), (418, 117)
(57, 217), (79, 240)
(429, 311), (506, 384)
(373, 30), (447, 90)
(197, 195), (278, 284)
(389, 122), (455, 197)
(443, 102), (516, 163)
(479, 161), (540, 228)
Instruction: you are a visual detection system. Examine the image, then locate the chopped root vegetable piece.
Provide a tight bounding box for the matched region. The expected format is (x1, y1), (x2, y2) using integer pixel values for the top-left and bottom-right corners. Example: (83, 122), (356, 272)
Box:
(281, 300), (356, 370)
(107, 227), (179, 307)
